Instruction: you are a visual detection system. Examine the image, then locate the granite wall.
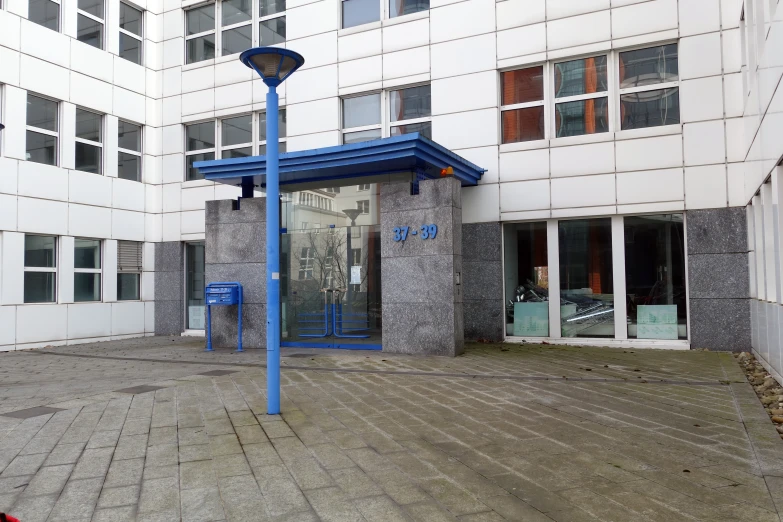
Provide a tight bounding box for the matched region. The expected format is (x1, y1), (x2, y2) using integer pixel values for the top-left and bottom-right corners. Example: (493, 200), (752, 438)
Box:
(154, 242), (184, 335)
(380, 177), (464, 356)
(205, 198), (267, 349)
(686, 207), (751, 351)
(462, 222), (504, 342)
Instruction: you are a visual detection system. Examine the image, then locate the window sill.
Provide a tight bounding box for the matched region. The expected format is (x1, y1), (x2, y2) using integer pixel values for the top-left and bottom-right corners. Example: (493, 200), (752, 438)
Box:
(499, 139), (549, 153)
(549, 132), (614, 148)
(614, 124), (682, 141)
(382, 10), (429, 27)
(182, 58), (216, 72)
(338, 21), (382, 37)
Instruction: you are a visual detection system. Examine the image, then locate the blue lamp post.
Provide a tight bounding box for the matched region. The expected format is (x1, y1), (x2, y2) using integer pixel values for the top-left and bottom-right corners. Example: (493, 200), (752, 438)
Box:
(239, 47), (304, 415)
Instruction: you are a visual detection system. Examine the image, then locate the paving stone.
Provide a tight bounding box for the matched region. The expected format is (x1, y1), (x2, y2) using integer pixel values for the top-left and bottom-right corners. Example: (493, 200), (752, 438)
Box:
(214, 453), (252, 478)
(104, 458), (145, 488)
(180, 443), (211, 463)
(254, 465), (310, 517)
(181, 486), (226, 522)
(86, 429), (122, 449)
(304, 486), (364, 522)
(218, 474), (271, 521)
(6, 493), (58, 522)
(236, 424), (269, 444)
(352, 494), (410, 522)
(138, 476), (180, 514)
(71, 447), (114, 480)
(97, 485), (141, 508)
(146, 443), (179, 468)
(92, 505), (137, 522)
(330, 466), (384, 499)
(23, 463), (73, 496)
(404, 501), (459, 521)
(210, 434), (243, 456)
(286, 457), (333, 490)
(181, 460), (218, 490)
(0, 453), (47, 477)
(44, 442), (86, 466)
(148, 426), (178, 446)
(48, 477), (103, 520)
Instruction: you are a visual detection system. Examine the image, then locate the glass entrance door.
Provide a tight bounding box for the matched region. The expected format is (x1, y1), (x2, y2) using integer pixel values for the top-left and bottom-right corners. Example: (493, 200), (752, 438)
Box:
(281, 225), (382, 349)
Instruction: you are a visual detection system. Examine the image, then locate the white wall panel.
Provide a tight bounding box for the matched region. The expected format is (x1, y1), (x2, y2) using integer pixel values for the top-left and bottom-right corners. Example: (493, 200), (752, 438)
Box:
(103, 239), (118, 302)
(285, 130), (341, 151)
(723, 73), (744, 118)
(286, 0), (338, 40)
(455, 146), (498, 184)
(18, 162), (68, 202)
(59, 235), (74, 304)
(721, 28), (742, 73)
(17, 197), (68, 235)
(0, 158), (18, 195)
(338, 28), (381, 62)
(546, 0), (608, 19)
(615, 134), (683, 172)
(680, 76), (725, 122)
(547, 11), (610, 50)
(0, 47), (20, 86)
(67, 303), (112, 339)
(551, 174), (615, 208)
(0, 10), (21, 50)
(430, 0), (495, 43)
(431, 33), (495, 79)
(182, 89), (215, 115)
(145, 301), (155, 332)
(550, 142), (615, 178)
(181, 185), (215, 211)
(2, 86), (27, 161)
(287, 32), (338, 70)
(288, 98), (339, 136)
(1, 232), (24, 305)
(161, 154), (185, 183)
(112, 178), (146, 212)
(383, 47), (430, 80)
(683, 120), (726, 165)
(20, 19), (70, 68)
(112, 210), (146, 241)
(499, 149), (549, 181)
(16, 304), (68, 344)
(70, 40), (113, 83)
(497, 0), (544, 30)
(616, 168), (684, 204)
(679, 33), (723, 80)
(162, 38), (184, 69)
(70, 72), (113, 114)
(112, 302), (146, 334)
(113, 87), (147, 124)
(500, 179), (549, 212)
(214, 82), (253, 111)
(339, 56), (382, 87)
(69, 170), (112, 207)
(69, 204), (112, 238)
(0, 195), (17, 231)
(432, 109), (498, 150)
(679, 0), (721, 36)
(611, 0), (678, 39)
(496, 23), (545, 60)
(19, 54), (70, 101)
(685, 164), (727, 209)
(725, 117), (745, 163)
(383, 18), (428, 53)
(462, 183), (500, 223)
(181, 210), (205, 234)
(181, 65), (215, 93)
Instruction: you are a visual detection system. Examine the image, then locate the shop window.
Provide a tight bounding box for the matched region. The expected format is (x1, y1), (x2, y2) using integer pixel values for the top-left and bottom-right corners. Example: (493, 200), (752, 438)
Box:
(186, 4), (216, 64)
(624, 214), (687, 340)
(77, 0), (104, 49)
(258, 109), (287, 154)
(29, 0), (60, 30)
(186, 242), (205, 329)
(24, 235), (57, 304)
(185, 121), (215, 180)
(26, 94), (59, 166)
(117, 240), (142, 301)
(389, 85), (431, 139)
(75, 108), (102, 174)
(501, 66), (545, 143)
(618, 44), (679, 130)
(503, 222), (548, 337)
(553, 56), (608, 137)
(118, 120), (142, 182)
(74, 238), (101, 302)
(119, 2), (143, 64)
(559, 218), (614, 338)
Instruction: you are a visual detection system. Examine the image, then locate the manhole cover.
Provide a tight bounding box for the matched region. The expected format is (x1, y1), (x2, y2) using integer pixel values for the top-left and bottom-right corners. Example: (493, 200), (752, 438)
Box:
(1, 406), (65, 419)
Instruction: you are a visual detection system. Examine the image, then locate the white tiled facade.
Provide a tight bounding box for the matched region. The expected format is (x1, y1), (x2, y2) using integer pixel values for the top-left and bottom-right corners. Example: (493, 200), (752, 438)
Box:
(0, 0), (777, 353)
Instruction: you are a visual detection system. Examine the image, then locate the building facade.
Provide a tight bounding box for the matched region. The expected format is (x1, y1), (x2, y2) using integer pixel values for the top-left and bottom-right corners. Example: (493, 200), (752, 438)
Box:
(0, 0), (780, 370)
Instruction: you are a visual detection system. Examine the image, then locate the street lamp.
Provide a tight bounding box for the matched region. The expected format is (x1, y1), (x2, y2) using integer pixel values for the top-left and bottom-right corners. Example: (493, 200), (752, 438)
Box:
(239, 47), (305, 415)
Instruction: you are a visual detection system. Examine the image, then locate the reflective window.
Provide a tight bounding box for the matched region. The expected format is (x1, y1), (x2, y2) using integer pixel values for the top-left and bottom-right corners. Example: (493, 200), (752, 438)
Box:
(187, 34), (216, 63)
(118, 120), (142, 182)
(222, 24), (252, 55)
(221, 114), (252, 158)
(342, 0), (379, 28)
(187, 4), (215, 34)
(502, 67), (544, 106)
(119, 2), (142, 35)
(259, 17), (285, 45)
(223, 0), (252, 25)
(118, 273), (140, 300)
(74, 239), (101, 302)
(503, 222), (549, 337)
(117, 241), (142, 301)
(389, 85), (430, 122)
(389, 122), (431, 139)
(343, 94), (381, 129)
(618, 45), (680, 130)
(389, 0), (428, 18)
(259, 109), (287, 153)
(26, 94), (58, 166)
(619, 44), (678, 89)
(259, 0), (285, 17)
(501, 66), (545, 144)
(75, 108), (102, 174)
(343, 129), (382, 144)
(555, 98), (609, 137)
(28, 0), (60, 30)
(76, 0), (104, 49)
(186, 121), (215, 180)
(186, 4), (216, 63)
(78, 0), (103, 18)
(554, 55), (608, 138)
(119, 2), (143, 64)
(186, 243), (206, 329)
(24, 235), (57, 304)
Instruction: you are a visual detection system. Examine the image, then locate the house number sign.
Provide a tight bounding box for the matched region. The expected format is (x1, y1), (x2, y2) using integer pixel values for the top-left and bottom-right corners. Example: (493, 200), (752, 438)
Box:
(392, 224), (438, 242)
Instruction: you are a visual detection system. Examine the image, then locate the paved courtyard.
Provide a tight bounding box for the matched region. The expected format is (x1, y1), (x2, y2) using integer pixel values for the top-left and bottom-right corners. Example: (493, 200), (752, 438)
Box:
(1, 338), (782, 522)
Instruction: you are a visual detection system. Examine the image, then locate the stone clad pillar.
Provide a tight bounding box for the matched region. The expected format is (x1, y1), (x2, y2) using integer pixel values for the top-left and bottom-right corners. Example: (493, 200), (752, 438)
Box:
(380, 177), (464, 356)
(204, 198), (267, 349)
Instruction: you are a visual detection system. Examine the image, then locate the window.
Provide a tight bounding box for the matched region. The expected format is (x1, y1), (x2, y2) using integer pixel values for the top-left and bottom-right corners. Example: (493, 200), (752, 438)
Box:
(259, 0), (286, 46)
(29, 0), (60, 30)
(26, 94), (58, 166)
(118, 120), (142, 181)
(186, 242), (206, 329)
(389, 85), (431, 138)
(342, 0), (379, 28)
(77, 0), (104, 49)
(501, 66), (545, 143)
(343, 93), (382, 144)
(75, 108), (102, 174)
(221, 114), (252, 158)
(24, 235), (57, 304)
(185, 121), (215, 180)
(357, 184), (370, 191)
(298, 247), (315, 279)
(117, 241), (142, 301)
(222, 0), (252, 57)
(618, 44), (679, 130)
(503, 222), (548, 336)
(119, 2), (143, 64)
(389, 0), (428, 18)
(357, 200), (369, 214)
(554, 56), (608, 137)
(186, 4), (216, 64)
(74, 238), (101, 302)
(259, 109), (287, 154)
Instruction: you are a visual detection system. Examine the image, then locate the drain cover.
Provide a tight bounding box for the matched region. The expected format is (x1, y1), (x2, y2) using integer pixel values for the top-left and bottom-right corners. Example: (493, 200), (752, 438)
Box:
(1, 406), (65, 419)
(200, 370), (239, 376)
(115, 385), (165, 394)
(284, 353), (314, 358)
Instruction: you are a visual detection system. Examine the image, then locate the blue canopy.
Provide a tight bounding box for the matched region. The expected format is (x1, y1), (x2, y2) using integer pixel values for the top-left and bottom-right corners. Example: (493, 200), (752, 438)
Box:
(195, 133), (485, 189)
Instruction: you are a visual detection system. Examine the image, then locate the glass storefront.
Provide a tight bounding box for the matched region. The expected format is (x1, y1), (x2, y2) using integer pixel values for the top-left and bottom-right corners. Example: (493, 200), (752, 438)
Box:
(503, 222), (548, 337)
(186, 242), (205, 330)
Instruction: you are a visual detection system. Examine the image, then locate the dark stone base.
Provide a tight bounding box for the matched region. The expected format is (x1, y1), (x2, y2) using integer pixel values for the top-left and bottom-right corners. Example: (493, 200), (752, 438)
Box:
(155, 300), (183, 336)
(154, 242), (184, 336)
(462, 222), (503, 342)
(689, 298), (751, 351)
(209, 303), (266, 349)
(382, 302), (464, 356)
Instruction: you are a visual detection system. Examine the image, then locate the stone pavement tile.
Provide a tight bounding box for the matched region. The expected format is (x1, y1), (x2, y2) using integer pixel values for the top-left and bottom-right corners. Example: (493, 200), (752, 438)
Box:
(0, 492), (17, 512)
(148, 426), (178, 446)
(181, 486), (226, 522)
(179, 426), (209, 446)
(97, 484), (141, 508)
(0, 474), (32, 494)
(180, 443), (211, 463)
(271, 509), (320, 522)
(104, 457), (144, 488)
(254, 465), (311, 516)
(490, 473), (569, 513)
(114, 433), (148, 460)
(178, 414), (204, 429)
(345, 447), (396, 472)
(143, 464), (179, 480)
(218, 474), (271, 522)
(437, 463), (509, 499)
(180, 459), (218, 489)
(271, 436), (311, 463)
(6, 493), (58, 522)
(365, 468), (430, 505)
(92, 506), (137, 522)
(308, 442), (356, 470)
(558, 487), (654, 522)
(261, 420), (296, 439)
(0, 453), (47, 477)
(457, 511), (505, 522)
(228, 410), (258, 427)
(481, 493), (554, 521)
(403, 501), (459, 521)
(236, 424), (269, 445)
(214, 453), (253, 478)
(636, 469), (742, 506)
(44, 442), (85, 466)
(206, 418), (235, 436)
(286, 457), (334, 490)
(71, 446), (114, 480)
(361, 431), (405, 454)
(329, 466), (384, 499)
(138, 476), (180, 515)
(121, 418), (152, 437)
(136, 508), (181, 521)
(96, 415), (129, 433)
(19, 435), (60, 455)
(23, 463), (73, 496)
(210, 434), (243, 456)
(546, 508), (603, 522)
(326, 429), (367, 450)
(146, 443), (179, 468)
(385, 451), (439, 479)
(47, 477), (103, 519)
(304, 486), (364, 522)
(418, 478), (490, 517)
(352, 494), (410, 522)
(87, 429), (122, 449)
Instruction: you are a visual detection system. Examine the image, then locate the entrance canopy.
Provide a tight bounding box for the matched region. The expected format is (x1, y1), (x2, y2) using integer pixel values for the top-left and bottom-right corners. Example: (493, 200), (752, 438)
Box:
(195, 133), (485, 190)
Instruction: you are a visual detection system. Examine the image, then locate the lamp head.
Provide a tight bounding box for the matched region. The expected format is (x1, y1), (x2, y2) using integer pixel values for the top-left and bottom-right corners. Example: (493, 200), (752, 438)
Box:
(0, 123), (4, 131)
(342, 208), (362, 225)
(240, 47), (305, 87)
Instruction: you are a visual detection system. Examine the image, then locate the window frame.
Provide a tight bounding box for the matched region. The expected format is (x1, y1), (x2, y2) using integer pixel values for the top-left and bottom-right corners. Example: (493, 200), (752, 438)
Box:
(26, 93), (60, 167)
(73, 238), (102, 302)
(28, 0), (62, 32)
(185, 3), (217, 65)
(340, 83), (431, 145)
(258, 108), (287, 155)
(219, 113), (253, 159)
(357, 199), (369, 214)
(74, 107), (104, 175)
(119, 1), (144, 65)
(551, 53), (613, 139)
(341, 0), (428, 30)
(185, 119), (216, 181)
(117, 240), (142, 301)
(499, 63), (548, 144)
(76, 0), (105, 49)
(23, 234), (58, 304)
(118, 119), (143, 182)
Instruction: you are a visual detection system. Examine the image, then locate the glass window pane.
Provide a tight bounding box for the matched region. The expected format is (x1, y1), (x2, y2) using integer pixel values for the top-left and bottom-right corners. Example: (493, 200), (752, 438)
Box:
(78, 0), (103, 18)
(76, 109), (101, 142)
(501, 106), (544, 144)
(259, 109), (287, 140)
(260, 0), (285, 17)
(343, 129), (382, 144)
(223, 0), (251, 25)
(119, 33), (142, 64)
(75, 142), (102, 173)
(620, 88), (680, 130)
(389, 121), (431, 139)
(342, 0), (379, 28)
(223, 147), (252, 158)
(75, 239), (101, 269)
(186, 122), (215, 151)
(222, 25), (252, 56)
(118, 152), (141, 181)
(118, 120), (141, 151)
(222, 115), (252, 146)
(258, 142), (286, 155)
(389, 0), (428, 18)
(117, 273), (140, 300)
(343, 94), (381, 128)
(187, 34), (216, 63)
(555, 98), (608, 137)
(390, 85), (431, 122)
(619, 44), (678, 89)
(25, 235), (56, 268)
(187, 152), (214, 180)
(28, 0), (59, 30)
(187, 4), (215, 34)
(554, 56), (607, 98)
(503, 222), (549, 337)
(26, 131), (57, 166)
(77, 14), (104, 49)
(74, 273), (101, 302)
(501, 67), (544, 106)
(625, 214), (687, 340)
(186, 243), (206, 329)
(119, 2), (142, 35)
(27, 94), (58, 131)
(259, 16), (285, 44)
(559, 218), (614, 338)
(24, 272), (56, 303)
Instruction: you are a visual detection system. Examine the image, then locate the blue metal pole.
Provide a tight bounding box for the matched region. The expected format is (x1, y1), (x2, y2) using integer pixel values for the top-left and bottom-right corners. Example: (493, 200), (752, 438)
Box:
(266, 85), (281, 415)
(205, 303), (212, 351)
(237, 286), (243, 352)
